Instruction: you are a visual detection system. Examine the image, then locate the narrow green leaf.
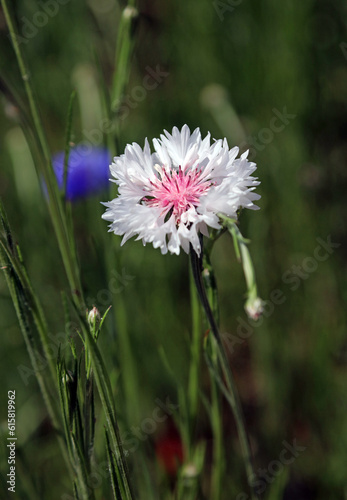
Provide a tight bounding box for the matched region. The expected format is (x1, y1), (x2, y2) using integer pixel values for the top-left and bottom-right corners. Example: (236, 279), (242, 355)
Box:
(1, 0), (85, 311)
(57, 357), (74, 460)
(0, 235), (63, 458)
(266, 467), (289, 500)
(177, 441), (206, 500)
(76, 315), (134, 499)
(0, 235), (57, 386)
(71, 433), (95, 500)
(105, 429), (122, 500)
(187, 265), (202, 442)
(96, 305), (112, 340)
(84, 377), (95, 466)
(73, 482), (79, 500)
(0, 199), (13, 252)
(111, 6), (138, 114)
(134, 452), (156, 500)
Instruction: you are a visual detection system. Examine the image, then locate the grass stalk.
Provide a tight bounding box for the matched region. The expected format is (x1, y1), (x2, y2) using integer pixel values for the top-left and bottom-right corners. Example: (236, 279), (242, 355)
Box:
(0, 241), (71, 482)
(111, 4), (138, 114)
(202, 251), (224, 500)
(1, 0), (84, 311)
(187, 266), (202, 449)
(79, 318), (134, 499)
(190, 244), (259, 500)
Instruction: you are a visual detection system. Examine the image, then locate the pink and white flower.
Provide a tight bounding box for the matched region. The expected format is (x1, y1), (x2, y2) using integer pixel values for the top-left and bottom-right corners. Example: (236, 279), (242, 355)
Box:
(102, 125), (260, 255)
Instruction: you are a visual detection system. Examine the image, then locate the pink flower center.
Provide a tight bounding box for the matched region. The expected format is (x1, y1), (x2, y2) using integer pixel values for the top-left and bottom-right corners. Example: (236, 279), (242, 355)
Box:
(142, 166), (211, 222)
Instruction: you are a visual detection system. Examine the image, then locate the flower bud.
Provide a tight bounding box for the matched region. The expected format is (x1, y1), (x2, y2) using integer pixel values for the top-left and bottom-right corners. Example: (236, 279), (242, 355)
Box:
(245, 297), (264, 321)
(181, 463), (198, 478)
(123, 6), (138, 19)
(88, 306), (101, 328)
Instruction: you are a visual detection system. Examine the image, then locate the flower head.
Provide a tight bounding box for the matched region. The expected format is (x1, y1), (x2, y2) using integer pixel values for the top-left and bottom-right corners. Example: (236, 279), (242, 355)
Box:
(53, 145), (111, 201)
(102, 125), (260, 255)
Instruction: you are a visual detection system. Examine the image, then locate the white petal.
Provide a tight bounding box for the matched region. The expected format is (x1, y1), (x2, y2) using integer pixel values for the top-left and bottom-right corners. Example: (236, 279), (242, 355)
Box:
(102, 125), (261, 255)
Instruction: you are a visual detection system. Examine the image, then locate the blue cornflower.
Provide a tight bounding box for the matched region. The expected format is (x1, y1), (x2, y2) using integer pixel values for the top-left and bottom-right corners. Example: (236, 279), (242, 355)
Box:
(52, 145), (111, 201)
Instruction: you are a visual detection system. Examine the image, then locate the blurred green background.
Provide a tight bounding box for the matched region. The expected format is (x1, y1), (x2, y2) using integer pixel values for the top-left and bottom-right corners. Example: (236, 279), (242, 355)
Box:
(0, 0), (347, 498)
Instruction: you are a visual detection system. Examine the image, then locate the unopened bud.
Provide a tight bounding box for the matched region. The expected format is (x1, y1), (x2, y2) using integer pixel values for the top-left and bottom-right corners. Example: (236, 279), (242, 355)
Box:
(88, 306), (101, 327)
(123, 6), (138, 20)
(181, 463), (198, 478)
(245, 297), (264, 320)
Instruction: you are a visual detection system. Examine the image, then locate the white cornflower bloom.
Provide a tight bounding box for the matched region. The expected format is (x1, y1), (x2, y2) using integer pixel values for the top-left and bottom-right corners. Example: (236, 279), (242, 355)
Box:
(102, 125), (260, 255)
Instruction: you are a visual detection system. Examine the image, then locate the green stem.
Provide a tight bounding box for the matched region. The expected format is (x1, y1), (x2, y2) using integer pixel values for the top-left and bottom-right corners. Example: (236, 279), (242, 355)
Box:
(190, 244), (258, 500)
(0, 243), (72, 481)
(209, 342), (224, 500)
(111, 4), (138, 113)
(110, 2), (138, 152)
(203, 251), (224, 500)
(80, 319), (134, 499)
(220, 215), (261, 307)
(1, 0), (84, 311)
(187, 266), (202, 449)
